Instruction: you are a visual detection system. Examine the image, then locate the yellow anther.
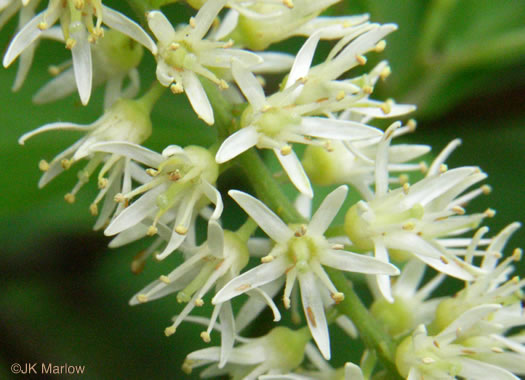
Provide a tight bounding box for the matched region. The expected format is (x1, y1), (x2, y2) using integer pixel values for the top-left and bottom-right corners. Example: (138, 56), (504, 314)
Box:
(481, 185), (492, 195)
(189, 17), (196, 28)
(439, 164), (448, 173)
(433, 340), (440, 348)
(280, 145), (292, 155)
(170, 83), (183, 94)
(380, 99), (393, 114)
(440, 255), (449, 264)
(181, 360), (193, 374)
(147, 225), (158, 236)
(38, 159), (50, 172)
(222, 39), (234, 48)
(491, 347), (504, 353)
(403, 182), (410, 194)
(374, 40), (386, 52)
(200, 331), (211, 343)
(380, 66), (391, 80)
(402, 222), (415, 230)
(261, 105), (272, 112)
(218, 79), (229, 89)
(261, 255), (274, 263)
(407, 119), (417, 131)
(137, 294), (148, 303)
(283, 0), (294, 8)
(363, 85), (373, 94)
(64, 193), (75, 203)
(484, 208), (496, 218)
(37, 22), (48, 30)
(146, 168), (158, 176)
(283, 296), (291, 309)
(399, 174), (409, 185)
(66, 38), (77, 50)
(160, 275), (171, 284)
(336, 91), (345, 101)
(169, 42), (180, 50)
(294, 224), (307, 237)
(419, 161), (428, 173)
(331, 292), (344, 304)
(168, 170), (181, 181)
(98, 177), (108, 189)
(61, 159), (72, 170)
(331, 244), (344, 250)
(114, 193), (126, 203)
(452, 206), (466, 215)
(175, 225), (188, 235)
(324, 140), (334, 152)
(512, 248), (522, 261)
(164, 326), (176, 336)
(74, 0), (85, 10)
(194, 298), (204, 307)
(48, 66), (61, 76)
(356, 54), (367, 65)
(89, 203), (98, 216)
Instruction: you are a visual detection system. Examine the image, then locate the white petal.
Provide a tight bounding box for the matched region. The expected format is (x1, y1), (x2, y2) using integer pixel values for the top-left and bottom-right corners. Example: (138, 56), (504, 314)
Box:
(373, 238), (393, 302)
(228, 190), (292, 242)
(218, 302), (235, 368)
(344, 362), (364, 380)
(90, 141), (163, 167)
(274, 148), (313, 198)
(189, 0), (227, 41)
(352, 102), (416, 118)
(285, 32), (321, 89)
(70, 22), (92, 105)
(102, 5), (157, 54)
(181, 70), (214, 125)
(212, 256), (288, 304)
(309, 185), (347, 235)
(235, 280), (283, 332)
(33, 67), (77, 104)
(458, 357), (519, 380)
(299, 271), (330, 360)
(375, 122), (400, 197)
(215, 126), (259, 163)
(252, 52), (295, 74)
(437, 304), (501, 343)
(301, 117), (383, 140)
(200, 180), (223, 220)
(146, 10), (175, 42)
(321, 249), (399, 275)
(393, 259), (425, 298)
(156, 230), (186, 260)
(208, 220), (224, 257)
(3, 10), (46, 67)
(231, 58), (266, 110)
(12, 42), (36, 91)
(104, 185), (164, 235)
(19, 122), (91, 145)
(212, 9), (238, 40)
(246, 287), (281, 322)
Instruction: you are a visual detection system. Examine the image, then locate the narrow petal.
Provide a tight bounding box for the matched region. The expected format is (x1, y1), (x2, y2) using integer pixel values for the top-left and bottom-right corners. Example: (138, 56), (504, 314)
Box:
(232, 58), (266, 110)
(181, 70), (214, 125)
(189, 0), (227, 41)
(218, 302), (235, 368)
(285, 32), (321, 89)
(33, 68), (77, 104)
(274, 148), (313, 198)
(215, 126), (259, 163)
(236, 280), (283, 332)
(104, 185), (164, 235)
(70, 22), (92, 105)
(321, 249), (399, 275)
(3, 10), (45, 67)
(228, 190), (292, 242)
(301, 117), (383, 140)
(19, 122), (91, 145)
(458, 358), (520, 380)
(90, 141), (163, 167)
(102, 5), (157, 54)
(200, 180), (223, 220)
(207, 221), (224, 258)
(309, 185), (347, 235)
(373, 238), (393, 302)
(212, 256), (288, 304)
(437, 304), (501, 343)
(146, 10), (175, 42)
(299, 271), (330, 360)
(344, 362), (365, 380)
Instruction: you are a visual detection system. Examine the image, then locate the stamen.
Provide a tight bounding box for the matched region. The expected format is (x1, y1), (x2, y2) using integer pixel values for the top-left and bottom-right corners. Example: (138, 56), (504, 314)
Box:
(65, 38), (77, 50)
(137, 294), (148, 303)
(200, 331), (211, 343)
(39, 159), (50, 171)
(160, 275), (171, 284)
(374, 40), (386, 52)
(64, 193), (75, 203)
(164, 325), (176, 336)
(356, 54), (367, 65)
(89, 203), (98, 216)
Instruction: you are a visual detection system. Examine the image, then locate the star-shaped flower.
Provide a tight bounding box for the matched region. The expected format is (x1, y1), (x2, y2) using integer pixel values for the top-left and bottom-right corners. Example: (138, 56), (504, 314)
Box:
(212, 185), (399, 359)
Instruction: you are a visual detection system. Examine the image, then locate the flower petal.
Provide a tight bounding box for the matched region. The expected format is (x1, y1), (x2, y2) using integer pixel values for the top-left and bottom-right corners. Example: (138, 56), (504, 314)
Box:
(146, 10), (175, 42)
(69, 22), (92, 105)
(90, 141), (164, 167)
(228, 190), (292, 242)
(321, 249), (399, 275)
(215, 126), (259, 163)
(285, 32), (321, 89)
(181, 70), (214, 125)
(19, 122), (92, 145)
(301, 117), (383, 140)
(309, 185), (347, 235)
(232, 58), (266, 110)
(274, 148), (313, 198)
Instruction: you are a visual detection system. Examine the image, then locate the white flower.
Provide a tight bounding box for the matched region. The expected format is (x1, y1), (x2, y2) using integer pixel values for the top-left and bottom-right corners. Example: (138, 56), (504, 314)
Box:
(302, 120), (428, 199)
(130, 221), (263, 366)
(369, 259), (445, 337)
(18, 98), (153, 227)
(3, 0), (156, 105)
(183, 326), (311, 379)
(147, 4), (262, 125)
(33, 29), (145, 109)
(212, 186), (399, 359)
(216, 57), (384, 197)
(93, 142), (223, 260)
(396, 304), (524, 380)
(344, 132), (491, 302)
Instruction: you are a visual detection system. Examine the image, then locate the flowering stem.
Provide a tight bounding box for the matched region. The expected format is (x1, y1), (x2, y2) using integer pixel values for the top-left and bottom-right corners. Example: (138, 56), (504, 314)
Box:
(236, 218), (258, 242)
(136, 81), (166, 113)
(326, 268), (402, 378)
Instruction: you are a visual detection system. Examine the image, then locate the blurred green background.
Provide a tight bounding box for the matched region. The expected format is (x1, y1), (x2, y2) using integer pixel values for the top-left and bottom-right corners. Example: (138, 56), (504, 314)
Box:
(0, 0), (524, 378)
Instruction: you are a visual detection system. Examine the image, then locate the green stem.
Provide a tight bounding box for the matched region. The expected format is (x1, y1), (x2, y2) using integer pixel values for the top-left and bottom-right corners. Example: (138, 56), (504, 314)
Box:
(137, 81), (166, 113)
(236, 149), (306, 224)
(236, 218), (258, 242)
(326, 268), (402, 379)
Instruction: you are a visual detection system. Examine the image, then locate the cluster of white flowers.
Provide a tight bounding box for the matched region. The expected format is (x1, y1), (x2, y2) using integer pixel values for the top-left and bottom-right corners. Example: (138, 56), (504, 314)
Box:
(3, 0), (522, 379)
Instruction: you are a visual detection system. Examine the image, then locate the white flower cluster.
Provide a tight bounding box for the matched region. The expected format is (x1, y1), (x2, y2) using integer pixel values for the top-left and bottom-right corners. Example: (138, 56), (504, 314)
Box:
(3, 0), (522, 379)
